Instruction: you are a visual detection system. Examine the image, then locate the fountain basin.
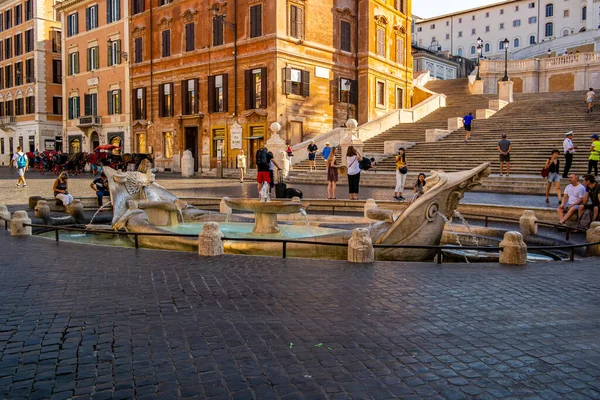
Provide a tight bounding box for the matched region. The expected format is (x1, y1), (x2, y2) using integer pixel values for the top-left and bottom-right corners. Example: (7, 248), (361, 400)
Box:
(161, 222), (343, 239)
(222, 197), (308, 234)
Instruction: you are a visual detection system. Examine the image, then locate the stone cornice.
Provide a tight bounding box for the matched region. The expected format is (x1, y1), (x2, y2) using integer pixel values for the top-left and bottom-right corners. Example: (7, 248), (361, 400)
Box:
(54, 0), (90, 12)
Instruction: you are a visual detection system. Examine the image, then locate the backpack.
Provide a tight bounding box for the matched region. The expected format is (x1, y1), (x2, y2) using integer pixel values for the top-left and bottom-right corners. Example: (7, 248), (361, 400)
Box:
(16, 153), (27, 168)
(359, 157), (372, 171)
(256, 148), (268, 167)
(577, 209), (593, 230)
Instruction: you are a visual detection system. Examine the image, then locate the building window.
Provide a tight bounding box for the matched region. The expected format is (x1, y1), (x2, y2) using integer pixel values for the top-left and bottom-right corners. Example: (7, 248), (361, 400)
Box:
(133, 88), (146, 120)
(185, 23), (194, 51)
(339, 78), (357, 105)
(52, 60), (61, 84)
(5, 100), (13, 116)
(213, 17), (224, 46)
(25, 0), (33, 20)
(134, 38), (142, 63)
(25, 58), (33, 83)
(499, 40), (505, 50)
(4, 38), (11, 59)
(52, 31), (61, 52)
(84, 93), (98, 116)
(563, 9), (569, 17)
(158, 0), (172, 5)
(86, 5), (98, 30)
(394, 0), (405, 14)
(376, 27), (385, 57)
(458, 18), (462, 23)
(485, 26), (489, 32)
(430, 24), (435, 29)
(376, 81), (385, 107)
(158, 83), (174, 117)
(208, 74), (228, 112)
(161, 30), (171, 57)
(68, 52), (79, 75)
(15, 62), (22, 86)
(107, 0), (120, 23)
(0, 67), (4, 89)
(528, 35), (535, 45)
(14, 5), (22, 25)
(529, 2), (535, 8)
(4, 9), (11, 29)
(87, 46), (99, 71)
(136, 133), (147, 153)
(445, 34), (449, 39)
(396, 87), (403, 109)
(107, 89), (121, 115)
(53, 97), (62, 115)
(67, 13), (78, 36)
(500, 9), (504, 14)
(529, 16), (537, 24)
(471, 28), (476, 35)
(458, 31), (463, 37)
(15, 98), (24, 116)
(4, 65), (12, 88)
(25, 29), (33, 52)
(290, 5), (304, 39)
(485, 43), (490, 52)
(68, 96), (80, 119)
(582, 6), (587, 20)
(163, 132), (173, 159)
(513, 20), (521, 27)
(514, 38), (520, 48)
(417, 27), (422, 32)
(545, 22), (553, 37)
(457, 47), (463, 56)
(446, 21), (449, 26)
(499, 23), (504, 30)
(562, 29), (569, 37)
(471, 15), (475, 21)
(470, 45), (476, 54)
(546, 4), (553, 17)
(250, 4), (262, 38)
(108, 40), (122, 66)
(244, 68), (267, 109)
(396, 37), (404, 65)
(14, 34), (22, 56)
(283, 68), (309, 97)
(25, 96), (34, 114)
(340, 20), (351, 52)
(132, 0), (144, 15)
(0, 138), (4, 154)
(182, 79), (199, 115)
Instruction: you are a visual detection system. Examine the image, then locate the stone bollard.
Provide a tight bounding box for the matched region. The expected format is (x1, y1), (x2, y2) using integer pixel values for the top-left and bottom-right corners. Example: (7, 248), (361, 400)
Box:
(34, 200), (51, 224)
(499, 231), (527, 265)
(198, 222), (224, 256)
(586, 222), (600, 256)
(364, 199), (377, 219)
(348, 228), (374, 263)
(69, 199), (85, 223)
(519, 210), (538, 237)
(10, 210), (32, 236)
(181, 150), (195, 178)
(219, 199), (232, 215)
(0, 204), (11, 221)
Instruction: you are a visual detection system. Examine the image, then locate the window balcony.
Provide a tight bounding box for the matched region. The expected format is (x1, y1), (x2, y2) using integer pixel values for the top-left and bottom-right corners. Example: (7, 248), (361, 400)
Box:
(0, 116), (16, 131)
(77, 115), (102, 128)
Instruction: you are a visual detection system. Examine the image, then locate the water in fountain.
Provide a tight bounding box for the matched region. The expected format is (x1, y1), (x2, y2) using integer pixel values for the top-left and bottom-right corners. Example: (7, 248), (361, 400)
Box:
(86, 201), (112, 230)
(437, 212), (469, 263)
(454, 211), (479, 247)
(299, 208), (312, 236)
(259, 182), (270, 202)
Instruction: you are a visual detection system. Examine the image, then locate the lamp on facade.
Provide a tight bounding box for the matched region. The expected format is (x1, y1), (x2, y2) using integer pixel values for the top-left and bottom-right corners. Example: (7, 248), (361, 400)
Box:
(501, 38), (510, 82)
(476, 37), (483, 81)
(107, 38), (128, 61)
(345, 79), (351, 123)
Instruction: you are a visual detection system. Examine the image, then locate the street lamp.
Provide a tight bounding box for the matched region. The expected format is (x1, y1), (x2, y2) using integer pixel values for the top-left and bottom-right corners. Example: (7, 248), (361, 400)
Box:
(501, 38), (510, 82)
(476, 37), (483, 80)
(547, 49), (552, 58)
(345, 79), (351, 122)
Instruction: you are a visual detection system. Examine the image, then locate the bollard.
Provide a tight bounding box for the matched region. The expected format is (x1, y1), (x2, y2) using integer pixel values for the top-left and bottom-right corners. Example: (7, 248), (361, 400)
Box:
(34, 200), (51, 224)
(586, 222), (600, 256)
(198, 222), (224, 256)
(519, 210), (538, 238)
(69, 199), (86, 223)
(219, 199), (232, 215)
(499, 231), (527, 265)
(0, 204), (11, 221)
(10, 210), (32, 236)
(364, 199), (377, 219)
(348, 228), (374, 263)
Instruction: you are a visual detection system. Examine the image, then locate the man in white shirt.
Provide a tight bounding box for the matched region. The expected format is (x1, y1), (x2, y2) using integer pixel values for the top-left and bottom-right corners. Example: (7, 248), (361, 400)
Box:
(563, 131), (576, 178)
(586, 88), (596, 113)
(558, 174), (586, 224)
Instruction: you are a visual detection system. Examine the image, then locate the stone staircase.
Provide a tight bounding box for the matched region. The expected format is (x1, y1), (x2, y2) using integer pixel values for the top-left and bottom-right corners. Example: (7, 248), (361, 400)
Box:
(287, 79), (600, 194)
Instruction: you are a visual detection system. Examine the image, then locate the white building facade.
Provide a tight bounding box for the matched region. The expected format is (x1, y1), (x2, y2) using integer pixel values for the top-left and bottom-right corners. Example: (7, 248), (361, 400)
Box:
(414, 0), (599, 61)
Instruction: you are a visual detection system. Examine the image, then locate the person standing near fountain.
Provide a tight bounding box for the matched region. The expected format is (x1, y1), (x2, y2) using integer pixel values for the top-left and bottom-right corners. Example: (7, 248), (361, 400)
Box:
(53, 172), (74, 213)
(237, 150), (247, 183)
(11, 146), (29, 188)
(544, 150), (562, 204)
(394, 148), (408, 201)
(346, 146), (363, 200)
(90, 173), (110, 208)
(256, 145), (281, 196)
(326, 147), (338, 199)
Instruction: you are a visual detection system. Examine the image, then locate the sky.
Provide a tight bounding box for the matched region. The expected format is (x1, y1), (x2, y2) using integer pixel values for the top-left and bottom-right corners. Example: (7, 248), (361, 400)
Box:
(413, 0), (503, 19)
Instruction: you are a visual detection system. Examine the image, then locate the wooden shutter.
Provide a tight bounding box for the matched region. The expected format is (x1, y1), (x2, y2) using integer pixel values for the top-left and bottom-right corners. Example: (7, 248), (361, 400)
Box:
(207, 75), (215, 113)
(141, 87), (146, 119)
(86, 48), (91, 71)
(85, 7), (90, 31)
(84, 94), (90, 116)
(260, 67), (267, 108)
(290, 6), (297, 37)
(194, 79), (199, 113)
(169, 83), (174, 117)
(107, 42), (113, 66)
(341, 21), (351, 51)
(106, 0), (112, 23)
(297, 7), (304, 39)
(75, 12), (78, 34)
(158, 84), (164, 117)
(76, 96), (80, 117)
(284, 67), (292, 94)
(244, 69), (252, 110)
(116, 40), (122, 64)
(222, 74), (228, 112)
(68, 98), (73, 119)
(74, 52), (79, 73)
(181, 80), (186, 114)
(186, 23), (194, 51)
(302, 70), (310, 97)
(107, 90), (113, 115)
(116, 90), (121, 113)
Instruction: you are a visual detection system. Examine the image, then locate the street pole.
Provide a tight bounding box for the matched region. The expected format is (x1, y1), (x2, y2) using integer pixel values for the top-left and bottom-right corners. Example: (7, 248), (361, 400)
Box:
(502, 38), (509, 82)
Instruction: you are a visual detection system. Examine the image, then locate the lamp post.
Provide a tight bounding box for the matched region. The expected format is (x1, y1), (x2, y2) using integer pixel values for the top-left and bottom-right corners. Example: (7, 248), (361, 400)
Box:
(501, 38), (510, 82)
(547, 49), (552, 58)
(476, 37), (483, 80)
(345, 79), (351, 122)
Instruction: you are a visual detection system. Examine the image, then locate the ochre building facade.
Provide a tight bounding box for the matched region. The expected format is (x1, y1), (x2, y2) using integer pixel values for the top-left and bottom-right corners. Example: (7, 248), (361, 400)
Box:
(129, 0), (412, 172)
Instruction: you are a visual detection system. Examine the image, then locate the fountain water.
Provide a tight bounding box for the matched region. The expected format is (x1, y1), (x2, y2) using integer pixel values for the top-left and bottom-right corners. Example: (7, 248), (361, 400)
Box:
(259, 182), (270, 202)
(86, 201), (112, 230)
(454, 211), (479, 247)
(299, 208), (312, 236)
(437, 213), (469, 263)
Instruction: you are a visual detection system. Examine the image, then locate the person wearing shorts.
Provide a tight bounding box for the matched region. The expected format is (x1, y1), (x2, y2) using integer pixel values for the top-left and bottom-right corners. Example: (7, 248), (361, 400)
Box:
(586, 88), (596, 113)
(11, 147), (29, 188)
(463, 112), (474, 142)
(544, 150), (562, 204)
(579, 175), (600, 222)
(498, 134), (512, 176)
(307, 141), (318, 171)
(558, 174), (586, 224)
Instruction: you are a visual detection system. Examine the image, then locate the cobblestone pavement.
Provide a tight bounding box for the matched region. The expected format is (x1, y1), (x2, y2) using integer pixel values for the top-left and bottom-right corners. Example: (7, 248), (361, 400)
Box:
(0, 167), (553, 209)
(0, 232), (599, 399)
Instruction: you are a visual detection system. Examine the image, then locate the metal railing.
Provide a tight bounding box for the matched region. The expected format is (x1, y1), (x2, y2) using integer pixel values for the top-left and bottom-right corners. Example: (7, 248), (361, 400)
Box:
(77, 116), (102, 127)
(10, 222), (599, 264)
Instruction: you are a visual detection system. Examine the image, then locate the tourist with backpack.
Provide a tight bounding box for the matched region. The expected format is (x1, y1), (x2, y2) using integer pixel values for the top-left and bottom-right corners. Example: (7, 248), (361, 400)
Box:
(12, 146), (29, 188)
(255, 144), (280, 195)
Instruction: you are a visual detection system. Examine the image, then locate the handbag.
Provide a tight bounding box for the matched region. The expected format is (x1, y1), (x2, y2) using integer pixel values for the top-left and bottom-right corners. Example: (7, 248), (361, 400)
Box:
(540, 167), (549, 178)
(399, 166), (408, 174)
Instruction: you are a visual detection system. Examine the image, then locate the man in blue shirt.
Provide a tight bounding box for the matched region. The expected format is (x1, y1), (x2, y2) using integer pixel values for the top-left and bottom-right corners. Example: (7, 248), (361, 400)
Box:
(90, 173), (110, 208)
(322, 142), (332, 162)
(463, 112), (474, 143)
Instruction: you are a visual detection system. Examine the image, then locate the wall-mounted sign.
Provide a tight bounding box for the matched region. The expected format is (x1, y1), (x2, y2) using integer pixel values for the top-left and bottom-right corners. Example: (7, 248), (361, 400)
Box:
(315, 66), (330, 79)
(44, 140), (55, 150)
(87, 77), (99, 86)
(230, 122), (243, 149)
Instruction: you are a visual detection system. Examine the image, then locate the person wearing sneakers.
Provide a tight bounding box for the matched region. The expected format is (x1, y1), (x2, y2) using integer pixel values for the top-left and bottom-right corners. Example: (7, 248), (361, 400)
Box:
(563, 131), (576, 178)
(463, 112), (474, 142)
(12, 146), (29, 188)
(588, 134), (600, 176)
(498, 134), (512, 176)
(558, 174), (586, 224)
(307, 141), (318, 171)
(544, 150), (562, 204)
(586, 88), (596, 113)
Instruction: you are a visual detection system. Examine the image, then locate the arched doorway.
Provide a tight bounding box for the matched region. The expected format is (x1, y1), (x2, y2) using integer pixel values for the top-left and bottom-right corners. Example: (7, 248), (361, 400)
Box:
(90, 131), (100, 152)
(69, 136), (81, 154)
(109, 134), (122, 155)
